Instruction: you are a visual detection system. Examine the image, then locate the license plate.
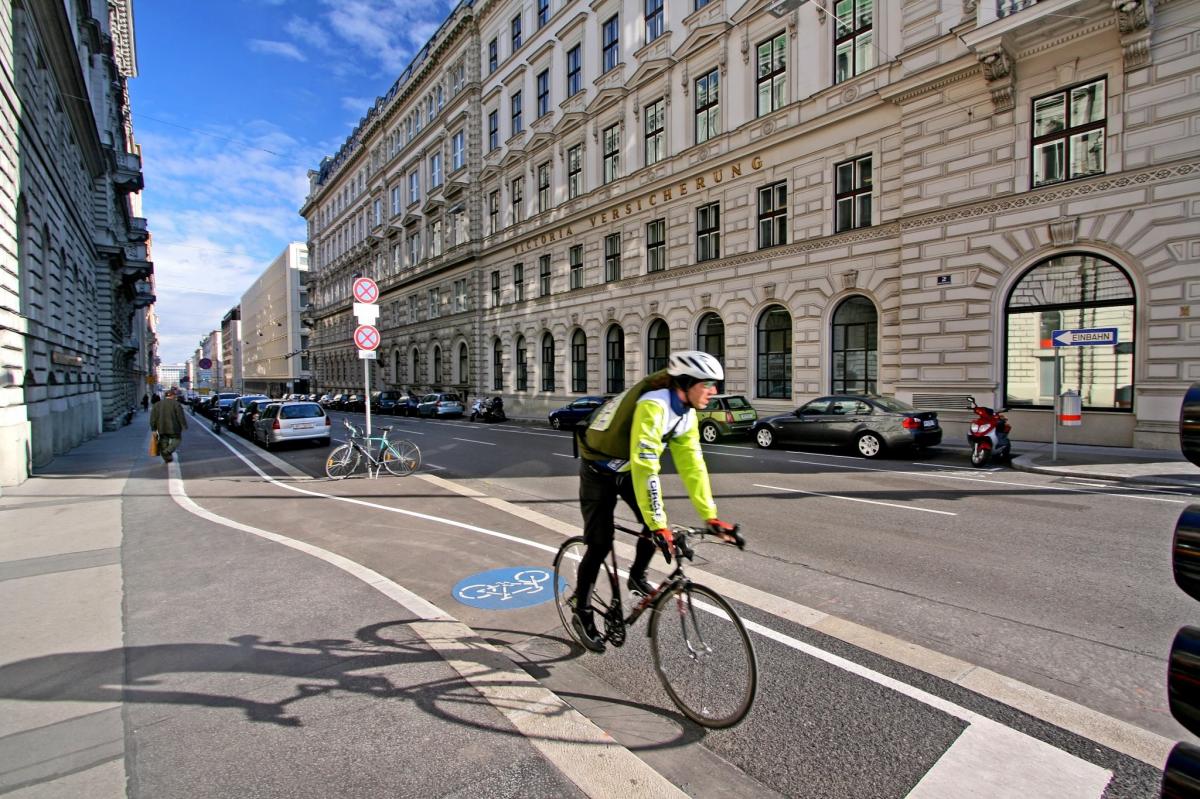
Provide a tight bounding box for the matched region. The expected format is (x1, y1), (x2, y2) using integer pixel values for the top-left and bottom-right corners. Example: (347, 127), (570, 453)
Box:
(736, 412), (755, 421)
(923, 419), (936, 428)
(294, 423), (314, 429)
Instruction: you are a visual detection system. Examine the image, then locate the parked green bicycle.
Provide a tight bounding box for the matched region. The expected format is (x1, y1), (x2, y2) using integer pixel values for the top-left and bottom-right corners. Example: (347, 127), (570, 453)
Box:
(324, 419), (421, 479)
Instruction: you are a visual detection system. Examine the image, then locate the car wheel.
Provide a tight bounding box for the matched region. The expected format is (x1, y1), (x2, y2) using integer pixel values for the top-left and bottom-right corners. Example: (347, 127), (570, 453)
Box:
(754, 427), (775, 449)
(700, 422), (719, 444)
(856, 432), (884, 459)
(550, 416), (561, 430)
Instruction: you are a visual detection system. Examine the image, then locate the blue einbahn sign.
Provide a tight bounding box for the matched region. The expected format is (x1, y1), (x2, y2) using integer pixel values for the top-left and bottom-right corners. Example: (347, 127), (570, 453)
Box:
(1051, 327), (1119, 347)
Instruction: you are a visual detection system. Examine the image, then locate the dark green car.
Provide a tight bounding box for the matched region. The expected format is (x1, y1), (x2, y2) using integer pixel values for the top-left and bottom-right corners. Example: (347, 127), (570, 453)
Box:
(695, 395), (759, 443)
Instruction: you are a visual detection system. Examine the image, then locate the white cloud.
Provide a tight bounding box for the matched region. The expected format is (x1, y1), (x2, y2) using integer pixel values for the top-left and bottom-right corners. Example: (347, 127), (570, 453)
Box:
(340, 96), (375, 114)
(138, 123), (316, 364)
(248, 39), (307, 61)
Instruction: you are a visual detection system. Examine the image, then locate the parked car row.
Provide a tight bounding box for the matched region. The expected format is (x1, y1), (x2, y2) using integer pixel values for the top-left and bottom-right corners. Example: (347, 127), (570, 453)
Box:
(185, 393), (331, 448)
(546, 392), (942, 459)
(318, 390), (466, 418)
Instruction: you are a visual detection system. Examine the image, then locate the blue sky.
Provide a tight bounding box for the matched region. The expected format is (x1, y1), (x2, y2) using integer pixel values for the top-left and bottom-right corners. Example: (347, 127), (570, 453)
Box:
(130, 0), (454, 365)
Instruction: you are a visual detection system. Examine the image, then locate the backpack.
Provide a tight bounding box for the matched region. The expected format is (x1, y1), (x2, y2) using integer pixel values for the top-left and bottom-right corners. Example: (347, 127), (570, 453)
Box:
(576, 369), (671, 461)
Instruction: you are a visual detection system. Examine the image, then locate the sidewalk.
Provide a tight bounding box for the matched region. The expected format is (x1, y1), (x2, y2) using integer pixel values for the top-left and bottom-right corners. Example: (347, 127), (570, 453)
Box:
(1008, 439), (1200, 489)
(0, 417), (677, 799)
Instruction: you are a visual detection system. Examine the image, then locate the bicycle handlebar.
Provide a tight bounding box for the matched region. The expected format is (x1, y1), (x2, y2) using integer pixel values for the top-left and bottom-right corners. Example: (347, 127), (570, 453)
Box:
(613, 522), (745, 562)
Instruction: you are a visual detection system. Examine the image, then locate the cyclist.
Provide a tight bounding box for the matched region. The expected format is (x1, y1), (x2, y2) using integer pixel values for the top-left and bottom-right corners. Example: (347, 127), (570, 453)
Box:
(571, 350), (740, 653)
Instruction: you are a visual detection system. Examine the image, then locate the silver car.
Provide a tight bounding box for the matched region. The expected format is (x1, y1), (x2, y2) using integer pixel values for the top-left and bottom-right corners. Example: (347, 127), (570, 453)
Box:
(253, 402), (331, 448)
(417, 392), (464, 418)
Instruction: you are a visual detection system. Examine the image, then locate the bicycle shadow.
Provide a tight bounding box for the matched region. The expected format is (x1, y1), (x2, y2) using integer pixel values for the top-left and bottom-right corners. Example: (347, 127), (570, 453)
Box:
(0, 620), (705, 745)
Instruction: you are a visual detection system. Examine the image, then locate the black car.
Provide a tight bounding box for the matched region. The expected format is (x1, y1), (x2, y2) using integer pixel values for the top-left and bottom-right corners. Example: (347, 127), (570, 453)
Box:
(372, 390), (404, 415)
(548, 396), (609, 429)
(1183, 382), (1200, 467)
(343, 394), (366, 412)
(751, 395), (942, 458)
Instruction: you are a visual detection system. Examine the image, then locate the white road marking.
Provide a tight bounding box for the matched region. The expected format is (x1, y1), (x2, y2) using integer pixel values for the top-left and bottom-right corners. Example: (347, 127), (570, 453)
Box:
(755, 483), (958, 516)
(165, 458), (683, 799)
(553, 453), (575, 458)
(452, 437), (496, 446)
(703, 450), (754, 458)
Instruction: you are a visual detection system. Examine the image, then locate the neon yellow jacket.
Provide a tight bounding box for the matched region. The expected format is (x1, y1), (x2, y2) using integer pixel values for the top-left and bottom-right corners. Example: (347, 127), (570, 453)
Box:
(628, 390), (718, 530)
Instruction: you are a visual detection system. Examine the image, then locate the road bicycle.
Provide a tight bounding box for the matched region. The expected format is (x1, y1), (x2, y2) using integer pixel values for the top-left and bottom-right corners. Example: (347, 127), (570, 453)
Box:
(324, 419), (421, 479)
(552, 523), (757, 728)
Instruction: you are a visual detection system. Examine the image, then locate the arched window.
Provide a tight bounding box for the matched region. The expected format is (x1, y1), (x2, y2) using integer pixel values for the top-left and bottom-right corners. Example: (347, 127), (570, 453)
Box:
(492, 339), (503, 391)
(606, 326), (625, 394)
(457, 342), (469, 384)
(1005, 253), (1135, 409)
(831, 296), (877, 394)
(571, 330), (587, 392)
(541, 333), (556, 391)
(433, 345), (442, 385)
(647, 318), (669, 373)
(696, 312), (725, 392)
(393, 350), (402, 385)
(756, 305), (792, 399)
(410, 347), (420, 387)
(516, 336), (528, 391)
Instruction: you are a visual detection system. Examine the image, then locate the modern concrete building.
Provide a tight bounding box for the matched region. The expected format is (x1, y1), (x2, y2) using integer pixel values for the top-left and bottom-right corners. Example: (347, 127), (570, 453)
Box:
(302, 0), (1197, 449)
(240, 243), (311, 396)
(221, 306), (243, 393)
(157, 363), (186, 391)
(0, 0), (156, 487)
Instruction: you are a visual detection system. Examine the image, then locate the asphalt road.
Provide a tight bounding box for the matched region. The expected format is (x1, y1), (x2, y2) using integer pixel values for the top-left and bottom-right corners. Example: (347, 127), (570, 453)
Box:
(179, 407), (1200, 797)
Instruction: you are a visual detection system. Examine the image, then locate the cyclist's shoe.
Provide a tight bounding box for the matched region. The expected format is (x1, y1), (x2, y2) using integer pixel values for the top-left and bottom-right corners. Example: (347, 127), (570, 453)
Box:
(627, 573), (655, 598)
(571, 608), (605, 653)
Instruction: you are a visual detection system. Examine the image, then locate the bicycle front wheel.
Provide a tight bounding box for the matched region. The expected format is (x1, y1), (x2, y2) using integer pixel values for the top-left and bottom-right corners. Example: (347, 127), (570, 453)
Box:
(552, 536), (616, 649)
(381, 439), (421, 476)
(649, 582), (757, 728)
(324, 443), (360, 480)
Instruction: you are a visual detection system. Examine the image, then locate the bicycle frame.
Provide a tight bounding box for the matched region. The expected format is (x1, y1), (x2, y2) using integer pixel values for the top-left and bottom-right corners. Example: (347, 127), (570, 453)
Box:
(340, 420), (410, 478)
(598, 525), (700, 644)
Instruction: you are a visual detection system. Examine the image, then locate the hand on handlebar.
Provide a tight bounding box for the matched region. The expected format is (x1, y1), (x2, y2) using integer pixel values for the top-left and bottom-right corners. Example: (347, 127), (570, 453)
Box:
(707, 518), (745, 549)
(652, 528), (675, 564)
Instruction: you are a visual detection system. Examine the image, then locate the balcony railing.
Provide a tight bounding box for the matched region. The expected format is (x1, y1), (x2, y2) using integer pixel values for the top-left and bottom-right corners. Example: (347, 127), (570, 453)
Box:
(997, 0), (1037, 17)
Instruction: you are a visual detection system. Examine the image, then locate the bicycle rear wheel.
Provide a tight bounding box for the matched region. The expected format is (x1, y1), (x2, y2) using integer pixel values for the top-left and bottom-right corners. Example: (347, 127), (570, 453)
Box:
(324, 443), (360, 480)
(381, 439), (421, 476)
(552, 537), (616, 648)
(649, 582), (757, 728)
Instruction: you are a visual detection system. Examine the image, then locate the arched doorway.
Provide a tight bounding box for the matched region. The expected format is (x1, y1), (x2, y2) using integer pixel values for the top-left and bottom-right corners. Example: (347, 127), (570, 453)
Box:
(831, 296), (877, 394)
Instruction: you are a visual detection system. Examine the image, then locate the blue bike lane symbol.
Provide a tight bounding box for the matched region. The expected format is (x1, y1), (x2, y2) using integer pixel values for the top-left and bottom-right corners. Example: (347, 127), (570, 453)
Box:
(452, 567), (564, 610)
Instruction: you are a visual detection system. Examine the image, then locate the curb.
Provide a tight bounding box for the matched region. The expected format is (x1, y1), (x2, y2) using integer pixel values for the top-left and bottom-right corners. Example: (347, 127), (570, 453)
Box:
(1010, 454), (1200, 489)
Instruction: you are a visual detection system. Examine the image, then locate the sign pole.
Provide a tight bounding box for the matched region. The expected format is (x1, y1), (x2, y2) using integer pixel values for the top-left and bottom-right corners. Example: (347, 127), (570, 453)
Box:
(1052, 351), (1060, 463)
(364, 357), (372, 439)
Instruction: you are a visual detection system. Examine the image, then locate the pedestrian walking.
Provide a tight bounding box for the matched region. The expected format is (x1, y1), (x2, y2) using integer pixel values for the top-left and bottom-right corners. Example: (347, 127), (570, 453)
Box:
(150, 387), (188, 464)
(141, 394), (149, 412)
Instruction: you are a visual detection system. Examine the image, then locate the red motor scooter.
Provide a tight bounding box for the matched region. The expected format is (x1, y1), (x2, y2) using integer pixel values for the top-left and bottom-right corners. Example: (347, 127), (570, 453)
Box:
(966, 397), (1012, 467)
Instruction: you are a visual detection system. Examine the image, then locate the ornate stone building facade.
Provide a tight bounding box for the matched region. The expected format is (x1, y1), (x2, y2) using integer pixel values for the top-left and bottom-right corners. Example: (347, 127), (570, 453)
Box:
(0, 0), (155, 488)
(303, 0), (1197, 449)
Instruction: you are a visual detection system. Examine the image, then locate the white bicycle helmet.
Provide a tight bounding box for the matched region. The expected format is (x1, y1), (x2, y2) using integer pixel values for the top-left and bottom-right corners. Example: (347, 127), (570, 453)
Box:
(667, 350), (724, 382)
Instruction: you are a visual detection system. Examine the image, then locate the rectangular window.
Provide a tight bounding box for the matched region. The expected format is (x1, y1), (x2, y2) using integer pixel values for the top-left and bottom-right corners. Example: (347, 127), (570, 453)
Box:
(511, 14), (522, 51)
(511, 177), (524, 224)
(695, 68), (719, 144)
(537, 162), (551, 213)
(542, 337), (555, 392)
(1031, 78), (1106, 188)
(408, 170), (419, 204)
(392, 243), (402, 272)
(373, 198), (382, 226)
(645, 0), (663, 43)
(429, 219), (442, 257)
(390, 185), (402, 215)
(567, 144), (582, 198)
(834, 155), (872, 232)
(757, 33), (788, 116)
(408, 232), (421, 266)
(538, 0), (550, 28)
(488, 190), (500, 235)
(488, 38), (498, 73)
(452, 130), (465, 171)
(646, 219), (665, 272)
(604, 233), (621, 282)
(517, 339), (528, 391)
(491, 270), (501, 306)
(569, 245), (584, 289)
(428, 287), (440, 318)
(488, 110), (499, 151)
(408, 294), (420, 321)
(453, 278), (467, 312)
(493, 344), (503, 391)
(430, 153), (442, 188)
(537, 69), (550, 117)
(511, 90), (523, 134)
(513, 263), (525, 301)
(602, 124), (620, 184)
(602, 15), (619, 73)
(567, 45), (582, 97)
(644, 98), (665, 166)
(697, 202), (720, 262)
(758, 181), (788, 248)
(539, 254), (552, 295)
(834, 0), (874, 84)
